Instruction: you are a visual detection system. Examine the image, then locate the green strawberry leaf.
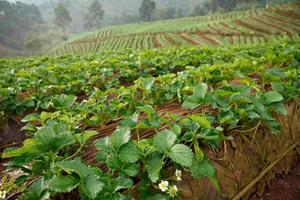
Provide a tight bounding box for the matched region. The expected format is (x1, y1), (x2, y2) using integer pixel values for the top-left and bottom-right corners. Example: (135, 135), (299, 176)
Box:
(146, 152), (164, 183)
(49, 174), (80, 193)
(153, 129), (177, 153)
(111, 126), (131, 151)
(190, 157), (215, 179)
(118, 141), (141, 163)
(167, 144), (193, 167)
(263, 91), (284, 105)
(75, 130), (98, 146)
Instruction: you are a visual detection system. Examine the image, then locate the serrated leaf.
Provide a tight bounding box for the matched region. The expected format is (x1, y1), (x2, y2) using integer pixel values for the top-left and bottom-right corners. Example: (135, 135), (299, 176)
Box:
(194, 83), (208, 99)
(111, 126), (131, 150)
(122, 162), (139, 177)
(21, 122), (38, 132)
(271, 102), (288, 115)
(56, 158), (91, 178)
(21, 113), (40, 123)
(120, 113), (139, 128)
(146, 153), (164, 183)
(2, 139), (38, 158)
(248, 111), (260, 120)
(95, 137), (112, 152)
(271, 82), (285, 93)
(40, 112), (53, 122)
(19, 178), (50, 200)
(182, 99), (200, 109)
(190, 157), (215, 179)
(56, 159), (104, 198)
(52, 94), (77, 109)
(113, 177), (133, 192)
(168, 144), (193, 167)
(153, 129), (177, 153)
(107, 154), (122, 170)
(32, 160), (46, 175)
(190, 114), (211, 129)
(96, 151), (108, 163)
(80, 174), (104, 199)
(170, 124), (181, 136)
(263, 91), (284, 105)
(141, 77), (155, 90)
(35, 127), (75, 153)
(75, 130), (98, 146)
(138, 105), (155, 115)
(49, 174), (80, 193)
(118, 141), (141, 163)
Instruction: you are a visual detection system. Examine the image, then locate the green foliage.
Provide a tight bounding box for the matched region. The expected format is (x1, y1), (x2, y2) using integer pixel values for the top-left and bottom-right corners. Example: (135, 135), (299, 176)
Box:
(1, 40), (300, 199)
(51, 94), (77, 110)
(190, 157), (215, 179)
(0, 0), (43, 51)
(146, 153), (164, 182)
(168, 144), (193, 167)
(19, 178), (50, 200)
(153, 130), (177, 153)
(48, 174), (80, 193)
(183, 83), (209, 109)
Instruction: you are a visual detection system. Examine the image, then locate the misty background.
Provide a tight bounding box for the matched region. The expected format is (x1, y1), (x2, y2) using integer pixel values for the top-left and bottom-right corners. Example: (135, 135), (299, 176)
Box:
(1, 0), (295, 56)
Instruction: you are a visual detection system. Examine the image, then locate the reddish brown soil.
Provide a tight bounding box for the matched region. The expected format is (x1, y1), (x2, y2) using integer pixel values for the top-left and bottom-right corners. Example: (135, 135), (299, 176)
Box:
(198, 33), (220, 45)
(233, 19), (271, 34)
(251, 16), (294, 37)
(274, 9), (300, 20)
(164, 34), (180, 46)
(180, 33), (201, 45)
(153, 34), (163, 48)
(251, 161), (300, 200)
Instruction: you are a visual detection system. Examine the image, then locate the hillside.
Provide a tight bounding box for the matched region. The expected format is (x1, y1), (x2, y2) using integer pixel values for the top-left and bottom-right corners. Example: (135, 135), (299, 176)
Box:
(51, 3), (300, 55)
(1, 38), (300, 199)
(1, 2), (300, 200)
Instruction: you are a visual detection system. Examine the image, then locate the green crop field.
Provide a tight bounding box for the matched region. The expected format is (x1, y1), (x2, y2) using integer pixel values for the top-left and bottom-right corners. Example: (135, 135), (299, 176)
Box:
(1, 2), (300, 200)
(51, 3), (300, 55)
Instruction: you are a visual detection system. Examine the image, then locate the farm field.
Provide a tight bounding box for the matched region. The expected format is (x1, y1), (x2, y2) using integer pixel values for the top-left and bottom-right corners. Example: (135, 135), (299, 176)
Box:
(1, 2), (300, 200)
(1, 39), (300, 199)
(51, 3), (300, 55)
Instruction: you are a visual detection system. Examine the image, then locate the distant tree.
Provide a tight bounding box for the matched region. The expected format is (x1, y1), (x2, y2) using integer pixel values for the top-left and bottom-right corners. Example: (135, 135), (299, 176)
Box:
(54, 3), (72, 31)
(0, 0), (43, 50)
(84, 0), (104, 30)
(139, 0), (156, 22)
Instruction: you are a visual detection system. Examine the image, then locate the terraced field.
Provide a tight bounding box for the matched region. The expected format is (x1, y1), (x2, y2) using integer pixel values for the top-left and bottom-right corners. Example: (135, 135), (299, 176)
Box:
(51, 3), (300, 55)
(1, 3), (300, 200)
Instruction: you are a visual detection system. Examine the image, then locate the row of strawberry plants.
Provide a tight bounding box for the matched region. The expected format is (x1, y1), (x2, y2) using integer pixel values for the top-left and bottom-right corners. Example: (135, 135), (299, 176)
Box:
(2, 40), (300, 199)
(0, 47), (220, 114)
(4, 42), (291, 116)
(17, 40), (300, 133)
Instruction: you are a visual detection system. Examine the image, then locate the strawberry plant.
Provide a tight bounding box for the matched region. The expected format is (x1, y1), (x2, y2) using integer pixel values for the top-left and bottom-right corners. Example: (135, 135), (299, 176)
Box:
(1, 40), (299, 199)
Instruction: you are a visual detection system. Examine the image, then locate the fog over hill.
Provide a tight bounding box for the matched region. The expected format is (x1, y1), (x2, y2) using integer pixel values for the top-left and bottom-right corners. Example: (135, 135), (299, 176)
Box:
(3, 0), (295, 56)
(8, 0), (205, 32)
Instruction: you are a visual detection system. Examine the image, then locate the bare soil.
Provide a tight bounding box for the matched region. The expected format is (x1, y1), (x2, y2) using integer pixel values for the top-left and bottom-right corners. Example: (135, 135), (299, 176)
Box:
(251, 161), (300, 200)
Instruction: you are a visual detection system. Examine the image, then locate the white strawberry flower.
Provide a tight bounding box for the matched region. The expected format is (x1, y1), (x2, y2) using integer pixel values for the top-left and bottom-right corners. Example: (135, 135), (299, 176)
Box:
(168, 185), (178, 197)
(158, 180), (169, 192)
(0, 190), (7, 199)
(175, 169), (182, 181)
